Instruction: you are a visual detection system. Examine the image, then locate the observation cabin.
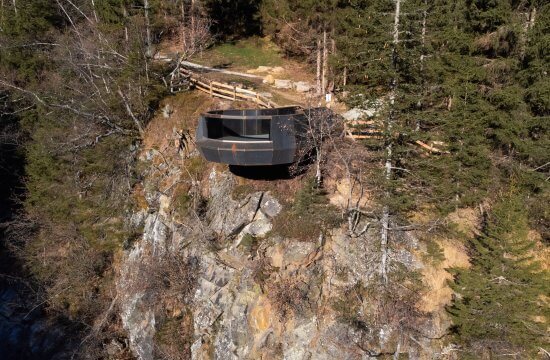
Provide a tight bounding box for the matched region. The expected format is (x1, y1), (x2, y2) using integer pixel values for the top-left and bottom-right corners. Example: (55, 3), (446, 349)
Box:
(195, 106), (307, 166)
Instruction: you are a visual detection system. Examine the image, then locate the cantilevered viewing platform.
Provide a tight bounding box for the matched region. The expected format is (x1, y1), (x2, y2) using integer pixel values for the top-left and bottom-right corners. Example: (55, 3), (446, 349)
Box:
(195, 106), (307, 166)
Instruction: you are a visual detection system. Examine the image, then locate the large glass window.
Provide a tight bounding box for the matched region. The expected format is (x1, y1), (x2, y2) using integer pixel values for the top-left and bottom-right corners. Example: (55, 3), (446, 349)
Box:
(206, 117), (270, 140)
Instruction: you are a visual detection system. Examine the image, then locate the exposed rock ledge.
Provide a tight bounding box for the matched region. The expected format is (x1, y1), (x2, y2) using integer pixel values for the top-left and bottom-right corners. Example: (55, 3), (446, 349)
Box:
(117, 150), (453, 359)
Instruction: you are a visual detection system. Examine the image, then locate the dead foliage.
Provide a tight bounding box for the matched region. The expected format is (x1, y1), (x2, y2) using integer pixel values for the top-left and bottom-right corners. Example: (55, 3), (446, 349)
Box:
(269, 277), (310, 320)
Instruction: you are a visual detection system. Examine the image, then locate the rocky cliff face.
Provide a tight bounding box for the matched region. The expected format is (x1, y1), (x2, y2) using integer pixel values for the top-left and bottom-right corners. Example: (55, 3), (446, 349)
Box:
(115, 134), (458, 360)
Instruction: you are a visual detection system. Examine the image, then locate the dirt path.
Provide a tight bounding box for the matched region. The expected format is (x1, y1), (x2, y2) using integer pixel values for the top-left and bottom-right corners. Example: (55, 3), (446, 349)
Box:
(180, 61), (263, 79)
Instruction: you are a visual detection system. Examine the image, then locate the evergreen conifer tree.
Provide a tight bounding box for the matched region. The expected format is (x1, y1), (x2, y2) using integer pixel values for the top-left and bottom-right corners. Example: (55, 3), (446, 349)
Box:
(448, 192), (549, 357)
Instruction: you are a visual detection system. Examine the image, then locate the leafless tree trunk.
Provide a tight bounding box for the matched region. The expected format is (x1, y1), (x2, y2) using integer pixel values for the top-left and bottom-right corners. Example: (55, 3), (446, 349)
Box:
(144, 0), (152, 58)
(11, 0), (16, 15)
(1, 0), (5, 28)
(316, 38), (322, 95)
(123, 4), (129, 43)
(529, 7), (537, 28)
(179, 0), (208, 58)
(380, 0), (402, 285)
(181, 0), (187, 50)
(416, 0), (427, 131)
(91, 0), (98, 23)
(289, 107), (337, 182)
(314, 114), (323, 186)
(343, 66), (347, 87)
(520, 7), (537, 58)
(143, 0), (152, 83)
(322, 29), (328, 95)
(393, 333), (402, 360)
(330, 36), (336, 92)
(190, 0), (196, 47)
(118, 89), (144, 137)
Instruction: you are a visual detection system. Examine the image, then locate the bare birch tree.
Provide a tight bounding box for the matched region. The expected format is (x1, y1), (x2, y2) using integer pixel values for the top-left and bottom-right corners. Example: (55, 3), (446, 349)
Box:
(316, 38), (322, 95)
(380, 0), (402, 284)
(322, 29), (328, 96)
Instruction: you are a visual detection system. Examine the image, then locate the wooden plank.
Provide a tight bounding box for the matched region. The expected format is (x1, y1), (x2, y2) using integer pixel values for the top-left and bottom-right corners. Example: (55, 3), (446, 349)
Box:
(414, 140), (449, 154)
(212, 86), (255, 102)
(233, 92), (253, 101)
(236, 87), (258, 96)
(216, 83), (259, 97)
(194, 84), (211, 94)
(197, 84), (267, 105)
(179, 60), (263, 79)
(199, 87), (235, 101)
(211, 81), (235, 90)
(182, 69), (274, 108)
(210, 85), (235, 97)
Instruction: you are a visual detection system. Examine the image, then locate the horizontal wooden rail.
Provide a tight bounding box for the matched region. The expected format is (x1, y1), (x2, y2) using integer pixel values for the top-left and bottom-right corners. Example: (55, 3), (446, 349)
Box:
(345, 122), (448, 154)
(179, 68), (277, 108)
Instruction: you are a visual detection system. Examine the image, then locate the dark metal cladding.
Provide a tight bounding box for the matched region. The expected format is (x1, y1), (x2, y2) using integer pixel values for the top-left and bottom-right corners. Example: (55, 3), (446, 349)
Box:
(195, 106), (306, 166)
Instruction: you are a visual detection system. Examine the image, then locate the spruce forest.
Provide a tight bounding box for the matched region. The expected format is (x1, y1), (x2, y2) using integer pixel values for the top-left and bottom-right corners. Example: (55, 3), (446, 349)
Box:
(0, 1), (548, 359)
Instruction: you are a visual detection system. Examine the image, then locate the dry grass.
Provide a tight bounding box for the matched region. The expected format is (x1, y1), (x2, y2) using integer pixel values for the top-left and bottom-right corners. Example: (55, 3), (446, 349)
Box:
(419, 238), (470, 313)
(142, 91), (217, 152)
(447, 207), (481, 238)
(528, 230), (550, 271)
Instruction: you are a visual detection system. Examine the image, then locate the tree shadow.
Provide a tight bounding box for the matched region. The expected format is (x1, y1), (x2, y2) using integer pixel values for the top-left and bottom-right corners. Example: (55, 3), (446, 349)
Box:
(229, 164), (294, 180)
(212, 62), (233, 69)
(206, 1), (262, 40)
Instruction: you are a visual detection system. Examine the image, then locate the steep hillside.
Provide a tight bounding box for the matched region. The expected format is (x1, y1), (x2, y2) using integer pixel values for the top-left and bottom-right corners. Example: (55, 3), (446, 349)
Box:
(0, 1), (548, 359)
(111, 90), (475, 359)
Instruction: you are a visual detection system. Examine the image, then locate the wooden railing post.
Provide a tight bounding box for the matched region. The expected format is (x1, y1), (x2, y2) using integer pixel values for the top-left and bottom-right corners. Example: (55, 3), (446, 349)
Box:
(180, 68), (278, 108)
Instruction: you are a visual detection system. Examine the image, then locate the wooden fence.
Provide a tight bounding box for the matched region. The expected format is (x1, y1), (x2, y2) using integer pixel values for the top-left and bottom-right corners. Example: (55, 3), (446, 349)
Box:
(178, 68), (278, 108)
(345, 119), (449, 153)
(171, 63), (448, 155)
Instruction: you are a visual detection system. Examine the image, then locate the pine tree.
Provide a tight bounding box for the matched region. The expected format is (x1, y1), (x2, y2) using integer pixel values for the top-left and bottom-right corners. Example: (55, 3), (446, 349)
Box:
(447, 192), (549, 357)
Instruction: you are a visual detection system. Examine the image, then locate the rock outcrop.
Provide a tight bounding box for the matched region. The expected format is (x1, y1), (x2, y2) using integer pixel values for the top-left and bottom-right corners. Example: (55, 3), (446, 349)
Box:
(116, 137), (457, 360)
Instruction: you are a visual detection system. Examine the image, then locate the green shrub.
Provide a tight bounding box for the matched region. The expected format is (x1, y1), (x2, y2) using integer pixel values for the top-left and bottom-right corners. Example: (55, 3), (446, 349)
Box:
(273, 177), (342, 241)
(174, 192), (192, 217)
(239, 233), (257, 250)
(424, 239), (445, 265)
(186, 156), (207, 180)
(231, 184), (255, 201)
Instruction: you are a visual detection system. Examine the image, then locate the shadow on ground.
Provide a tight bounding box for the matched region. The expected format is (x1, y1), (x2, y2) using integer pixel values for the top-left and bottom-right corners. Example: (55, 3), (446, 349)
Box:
(229, 164), (293, 180)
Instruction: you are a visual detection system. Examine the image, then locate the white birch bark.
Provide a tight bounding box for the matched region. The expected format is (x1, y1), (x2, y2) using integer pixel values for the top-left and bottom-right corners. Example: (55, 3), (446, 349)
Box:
(343, 66), (347, 87)
(91, 0), (98, 23)
(381, 0), (402, 285)
(316, 38), (322, 95)
(123, 4), (129, 42)
(322, 29), (328, 95)
(144, 0), (152, 58)
(181, 0), (187, 52)
(529, 7), (537, 29)
(416, 0), (427, 131)
(190, 0), (196, 48)
(520, 7), (537, 58)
